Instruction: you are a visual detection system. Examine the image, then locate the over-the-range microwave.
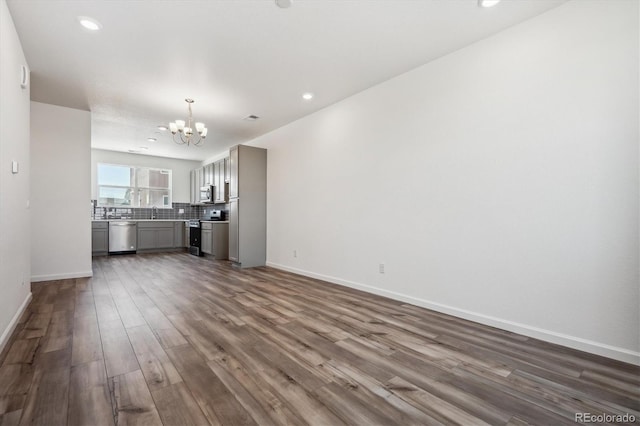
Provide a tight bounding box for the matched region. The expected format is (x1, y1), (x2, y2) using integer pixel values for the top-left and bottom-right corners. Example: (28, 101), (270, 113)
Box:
(199, 185), (215, 204)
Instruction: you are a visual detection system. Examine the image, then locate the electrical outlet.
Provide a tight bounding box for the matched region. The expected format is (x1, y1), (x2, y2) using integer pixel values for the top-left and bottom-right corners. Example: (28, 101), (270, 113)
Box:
(293, 250), (297, 258)
(379, 263), (385, 274)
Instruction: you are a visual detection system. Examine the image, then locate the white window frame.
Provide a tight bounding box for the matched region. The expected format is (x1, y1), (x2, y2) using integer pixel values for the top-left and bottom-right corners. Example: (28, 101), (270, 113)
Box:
(96, 163), (173, 208)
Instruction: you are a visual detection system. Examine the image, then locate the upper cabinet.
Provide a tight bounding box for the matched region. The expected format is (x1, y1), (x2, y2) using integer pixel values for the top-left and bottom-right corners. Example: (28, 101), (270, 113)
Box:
(190, 168), (200, 205)
(213, 158), (229, 204)
(193, 157), (230, 205)
(229, 146), (238, 199)
(203, 163), (214, 186)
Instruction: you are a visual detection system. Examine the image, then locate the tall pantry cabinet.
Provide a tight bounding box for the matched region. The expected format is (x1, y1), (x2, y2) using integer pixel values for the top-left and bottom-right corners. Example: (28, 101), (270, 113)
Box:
(228, 144), (267, 268)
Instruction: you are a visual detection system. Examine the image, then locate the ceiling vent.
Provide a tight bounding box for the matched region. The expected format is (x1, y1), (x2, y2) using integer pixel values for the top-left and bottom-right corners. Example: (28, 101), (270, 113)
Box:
(243, 115), (260, 121)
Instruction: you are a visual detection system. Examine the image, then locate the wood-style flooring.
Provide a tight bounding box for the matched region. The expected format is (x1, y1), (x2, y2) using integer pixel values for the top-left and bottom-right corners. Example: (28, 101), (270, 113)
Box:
(0, 252), (638, 425)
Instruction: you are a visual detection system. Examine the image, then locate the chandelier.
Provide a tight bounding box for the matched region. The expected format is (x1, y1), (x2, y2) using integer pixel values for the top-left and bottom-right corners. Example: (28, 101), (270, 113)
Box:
(169, 98), (208, 146)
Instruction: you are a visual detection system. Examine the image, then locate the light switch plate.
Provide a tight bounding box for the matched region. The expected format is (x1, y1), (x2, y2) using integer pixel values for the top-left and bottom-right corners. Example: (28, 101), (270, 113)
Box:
(11, 161), (19, 174)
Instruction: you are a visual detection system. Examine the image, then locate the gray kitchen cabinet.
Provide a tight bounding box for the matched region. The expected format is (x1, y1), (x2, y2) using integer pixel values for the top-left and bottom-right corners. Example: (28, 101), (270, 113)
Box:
(204, 163), (214, 186)
(213, 160), (221, 202)
(137, 221), (181, 251)
(201, 221), (229, 259)
(228, 199), (239, 262)
(174, 222), (185, 248)
(91, 222), (109, 256)
(229, 146), (238, 199)
(190, 168), (198, 204)
(156, 227), (174, 248)
(190, 167), (205, 205)
(213, 158), (229, 204)
(137, 228), (157, 250)
(201, 222), (213, 254)
(228, 145), (266, 268)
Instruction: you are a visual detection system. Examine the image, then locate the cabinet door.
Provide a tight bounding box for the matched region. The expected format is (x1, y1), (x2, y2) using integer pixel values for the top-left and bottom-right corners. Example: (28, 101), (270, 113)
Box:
(138, 229), (157, 250)
(201, 229), (212, 254)
(190, 169), (196, 204)
(156, 228), (174, 248)
(204, 164), (214, 186)
(174, 222), (184, 248)
(213, 161), (222, 203)
(228, 198), (239, 262)
(220, 159), (228, 202)
(229, 147), (238, 199)
(92, 229), (108, 254)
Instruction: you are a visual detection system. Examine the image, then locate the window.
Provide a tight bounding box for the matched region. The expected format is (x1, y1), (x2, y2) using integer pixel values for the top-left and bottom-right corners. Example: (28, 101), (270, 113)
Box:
(97, 163), (172, 208)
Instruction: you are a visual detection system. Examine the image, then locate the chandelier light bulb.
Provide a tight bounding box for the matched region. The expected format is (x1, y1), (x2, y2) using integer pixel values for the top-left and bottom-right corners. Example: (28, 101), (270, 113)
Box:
(175, 120), (185, 131)
(201, 128), (208, 138)
(195, 122), (205, 133)
(169, 122), (178, 134)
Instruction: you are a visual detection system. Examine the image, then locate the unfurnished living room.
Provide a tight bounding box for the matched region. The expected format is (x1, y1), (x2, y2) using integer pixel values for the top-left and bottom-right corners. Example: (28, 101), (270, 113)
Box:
(0, 0), (638, 425)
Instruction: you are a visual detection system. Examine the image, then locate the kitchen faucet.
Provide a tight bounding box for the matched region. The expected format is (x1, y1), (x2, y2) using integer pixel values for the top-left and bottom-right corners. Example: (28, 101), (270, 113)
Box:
(151, 206), (158, 219)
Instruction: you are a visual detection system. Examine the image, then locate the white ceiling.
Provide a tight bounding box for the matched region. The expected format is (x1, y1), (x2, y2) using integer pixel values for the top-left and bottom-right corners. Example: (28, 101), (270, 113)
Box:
(7, 0), (565, 161)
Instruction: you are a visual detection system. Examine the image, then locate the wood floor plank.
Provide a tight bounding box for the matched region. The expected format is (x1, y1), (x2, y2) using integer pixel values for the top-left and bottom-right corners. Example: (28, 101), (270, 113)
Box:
(125, 325), (182, 391)
(2, 340), (39, 366)
(208, 351), (306, 425)
(17, 313), (51, 340)
(18, 349), (71, 426)
(109, 369), (162, 426)
(41, 309), (73, 354)
(71, 314), (102, 366)
(165, 344), (257, 426)
(150, 382), (209, 426)
(113, 298), (146, 329)
(98, 320), (140, 379)
(68, 360), (114, 426)
(386, 375), (492, 426)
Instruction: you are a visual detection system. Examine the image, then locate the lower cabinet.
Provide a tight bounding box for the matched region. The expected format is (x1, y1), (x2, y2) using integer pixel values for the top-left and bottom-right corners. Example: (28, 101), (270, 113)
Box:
(200, 222), (229, 259)
(91, 222), (109, 256)
(137, 221), (185, 251)
(174, 222), (185, 248)
(201, 226), (213, 254)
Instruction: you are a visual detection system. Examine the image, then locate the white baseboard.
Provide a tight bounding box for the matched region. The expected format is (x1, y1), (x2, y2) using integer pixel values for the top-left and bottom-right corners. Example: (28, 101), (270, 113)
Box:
(0, 292), (32, 356)
(31, 270), (93, 282)
(266, 261), (640, 366)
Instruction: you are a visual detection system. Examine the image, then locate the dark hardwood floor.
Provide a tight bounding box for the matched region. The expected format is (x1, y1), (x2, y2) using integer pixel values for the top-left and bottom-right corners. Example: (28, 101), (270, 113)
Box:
(0, 252), (638, 425)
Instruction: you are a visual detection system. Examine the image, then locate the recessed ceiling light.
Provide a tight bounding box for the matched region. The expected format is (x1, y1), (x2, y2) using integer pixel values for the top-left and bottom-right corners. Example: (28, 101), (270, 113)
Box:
(128, 149), (140, 154)
(275, 0), (292, 8)
(77, 16), (102, 31)
(478, 0), (501, 7)
(139, 146), (149, 150)
(146, 137), (157, 142)
(302, 92), (314, 100)
(157, 125), (168, 131)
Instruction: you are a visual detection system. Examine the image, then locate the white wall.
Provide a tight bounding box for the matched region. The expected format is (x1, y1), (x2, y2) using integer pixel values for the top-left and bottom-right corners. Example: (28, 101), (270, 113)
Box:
(252, 0), (639, 364)
(91, 149), (201, 203)
(0, 0), (32, 351)
(31, 102), (92, 282)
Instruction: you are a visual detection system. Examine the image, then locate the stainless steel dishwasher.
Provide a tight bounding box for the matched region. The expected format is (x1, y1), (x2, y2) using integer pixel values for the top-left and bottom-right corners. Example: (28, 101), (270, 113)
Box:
(108, 221), (137, 253)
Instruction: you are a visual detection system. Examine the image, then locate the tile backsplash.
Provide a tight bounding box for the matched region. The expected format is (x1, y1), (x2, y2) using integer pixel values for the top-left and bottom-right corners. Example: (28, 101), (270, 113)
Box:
(91, 201), (203, 220)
